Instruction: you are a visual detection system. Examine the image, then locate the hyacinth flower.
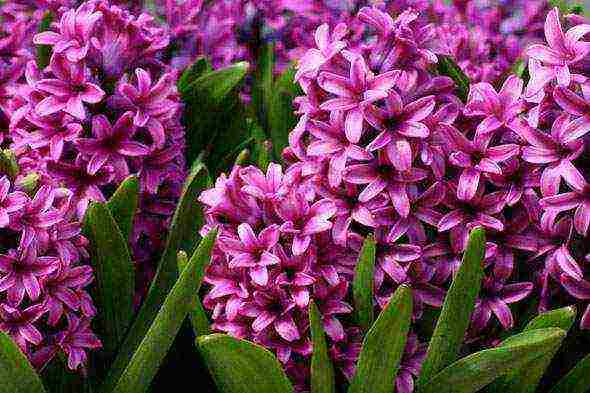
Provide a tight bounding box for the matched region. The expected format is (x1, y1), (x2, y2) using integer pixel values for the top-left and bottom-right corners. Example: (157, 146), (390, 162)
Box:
(525, 7), (590, 96)
(317, 57), (399, 143)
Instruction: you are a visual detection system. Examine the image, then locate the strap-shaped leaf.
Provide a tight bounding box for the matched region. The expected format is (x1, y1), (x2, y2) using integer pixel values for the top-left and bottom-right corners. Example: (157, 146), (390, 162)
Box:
(436, 55), (470, 102)
(268, 64), (302, 157)
(550, 352), (590, 393)
(417, 328), (566, 393)
(106, 175), (139, 242)
(177, 251), (210, 336)
(252, 43), (274, 132)
(36, 11), (53, 69)
(86, 202), (135, 358)
(183, 62), (249, 106)
(0, 331), (46, 393)
(109, 228), (218, 393)
(488, 306), (576, 393)
(177, 57), (213, 95)
(352, 235), (376, 331)
(418, 227), (485, 385)
(103, 162), (210, 392)
(309, 301), (336, 393)
(197, 334), (293, 393)
(348, 285), (413, 393)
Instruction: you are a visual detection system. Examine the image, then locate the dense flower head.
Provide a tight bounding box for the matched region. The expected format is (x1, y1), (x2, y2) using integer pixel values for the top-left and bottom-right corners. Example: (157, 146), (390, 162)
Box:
(0, 173), (99, 371)
(3, 0), (186, 275)
(201, 4), (590, 392)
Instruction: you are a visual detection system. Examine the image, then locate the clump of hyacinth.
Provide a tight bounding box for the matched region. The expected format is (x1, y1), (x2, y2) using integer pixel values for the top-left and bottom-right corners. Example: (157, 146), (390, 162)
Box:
(200, 5), (590, 392)
(0, 165), (100, 371)
(3, 0), (186, 282)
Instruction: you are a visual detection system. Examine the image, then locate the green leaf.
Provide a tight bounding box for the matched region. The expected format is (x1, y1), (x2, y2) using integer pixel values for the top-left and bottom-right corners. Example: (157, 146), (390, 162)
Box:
(109, 228), (218, 393)
(348, 285), (413, 393)
(352, 235), (376, 331)
(488, 306), (576, 393)
(0, 331), (46, 393)
(36, 11), (53, 69)
(177, 251), (210, 336)
(103, 163), (210, 392)
(197, 334), (293, 393)
(418, 227), (485, 386)
(0, 149), (19, 179)
(436, 55), (470, 102)
(550, 352), (590, 393)
(106, 175), (139, 242)
(309, 301), (336, 393)
(252, 43), (274, 131)
(181, 62), (250, 167)
(417, 328), (567, 393)
(86, 203), (135, 359)
(524, 306), (577, 331)
(268, 64), (302, 158)
(177, 57), (213, 95)
(41, 356), (91, 393)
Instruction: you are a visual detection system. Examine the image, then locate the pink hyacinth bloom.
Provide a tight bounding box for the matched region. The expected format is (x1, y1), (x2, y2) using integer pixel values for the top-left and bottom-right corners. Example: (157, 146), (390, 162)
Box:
(541, 172), (590, 236)
(0, 303), (46, 352)
(276, 194), (336, 256)
(219, 223), (280, 286)
(363, 92), (435, 171)
(76, 111), (150, 176)
(471, 276), (533, 331)
(0, 248), (60, 305)
(318, 57), (399, 143)
(560, 276), (590, 329)
(35, 55), (105, 119)
(525, 7), (590, 95)
(0, 176), (27, 228)
(56, 315), (102, 370)
(441, 124), (520, 201)
(108, 69), (177, 149)
(33, 2), (102, 62)
(464, 75), (525, 135)
(513, 114), (587, 196)
(295, 23), (348, 81)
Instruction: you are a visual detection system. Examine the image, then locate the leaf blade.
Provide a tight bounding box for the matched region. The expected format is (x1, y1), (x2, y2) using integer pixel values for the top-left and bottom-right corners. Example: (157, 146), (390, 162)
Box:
(0, 332), (46, 393)
(110, 228), (218, 393)
(352, 235), (376, 331)
(102, 163), (210, 392)
(309, 301), (336, 393)
(106, 175), (139, 242)
(197, 334), (293, 393)
(348, 285), (413, 393)
(418, 227), (485, 385)
(86, 202), (135, 358)
(550, 352), (590, 393)
(177, 251), (210, 336)
(417, 328), (567, 393)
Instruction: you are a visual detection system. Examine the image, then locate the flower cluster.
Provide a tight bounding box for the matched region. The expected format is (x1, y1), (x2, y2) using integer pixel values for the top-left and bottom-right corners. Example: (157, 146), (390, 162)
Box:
(200, 5), (590, 393)
(3, 0), (186, 279)
(0, 171), (100, 371)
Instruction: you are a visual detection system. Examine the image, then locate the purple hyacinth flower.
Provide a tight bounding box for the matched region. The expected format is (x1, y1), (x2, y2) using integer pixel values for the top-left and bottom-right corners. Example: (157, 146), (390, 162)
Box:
(0, 303), (46, 352)
(56, 314), (102, 370)
(35, 54), (105, 119)
(560, 276), (590, 329)
(219, 223), (280, 286)
(0, 176), (27, 228)
(541, 172), (590, 236)
(76, 111), (150, 176)
(0, 248), (60, 305)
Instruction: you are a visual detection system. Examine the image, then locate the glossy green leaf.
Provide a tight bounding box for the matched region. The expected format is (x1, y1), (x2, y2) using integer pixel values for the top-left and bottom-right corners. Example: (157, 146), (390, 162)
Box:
(268, 64), (302, 157)
(86, 202), (135, 358)
(524, 306), (577, 331)
(177, 57), (213, 95)
(0, 331), (46, 393)
(109, 228), (218, 393)
(348, 285), (413, 393)
(181, 62), (250, 167)
(418, 227), (485, 386)
(436, 55), (470, 102)
(36, 11), (53, 69)
(197, 334), (293, 393)
(309, 301), (336, 393)
(106, 175), (139, 242)
(488, 306), (576, 393)
(550, 352), (590, 393)
(177, 251), (210, 336)
(252, 43), (274, 131)
(352, 235), (376, 331)
(103, 163), (210, 391)
(417, 328), (567, 393)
